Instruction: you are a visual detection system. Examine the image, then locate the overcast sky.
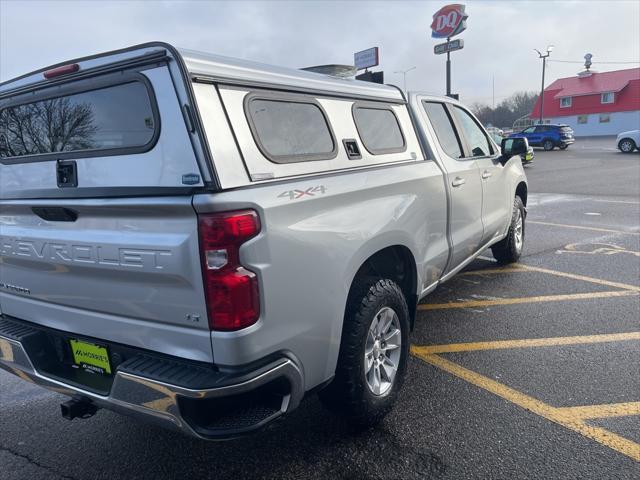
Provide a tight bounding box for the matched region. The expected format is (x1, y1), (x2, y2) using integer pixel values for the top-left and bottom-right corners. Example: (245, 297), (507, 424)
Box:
(1, 0), (639, 104)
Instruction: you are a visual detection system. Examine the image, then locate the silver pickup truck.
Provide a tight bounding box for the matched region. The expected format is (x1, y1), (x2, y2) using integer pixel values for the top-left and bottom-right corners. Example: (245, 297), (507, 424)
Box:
(0, 42), (528, 439)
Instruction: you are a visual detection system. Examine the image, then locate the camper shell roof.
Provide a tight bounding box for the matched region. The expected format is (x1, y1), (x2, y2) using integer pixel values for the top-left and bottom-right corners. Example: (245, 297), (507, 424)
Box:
(0, 42), (405, 103)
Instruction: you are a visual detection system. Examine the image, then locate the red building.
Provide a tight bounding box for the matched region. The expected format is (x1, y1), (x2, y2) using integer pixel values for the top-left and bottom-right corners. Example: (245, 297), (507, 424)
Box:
(530, 67), (640, 136)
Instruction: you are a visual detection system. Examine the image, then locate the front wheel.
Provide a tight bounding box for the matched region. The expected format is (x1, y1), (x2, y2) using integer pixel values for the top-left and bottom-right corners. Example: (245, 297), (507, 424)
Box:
(543, 140), (555, 151)
(618, 138), (637, 153)
(318, 278), (410, 427)
(491, 196), (525, 264)
(559, 144), (568, 150)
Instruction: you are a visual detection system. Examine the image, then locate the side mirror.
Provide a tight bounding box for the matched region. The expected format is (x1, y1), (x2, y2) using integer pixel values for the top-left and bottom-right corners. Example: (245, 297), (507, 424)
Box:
(500, 137), (529, 165)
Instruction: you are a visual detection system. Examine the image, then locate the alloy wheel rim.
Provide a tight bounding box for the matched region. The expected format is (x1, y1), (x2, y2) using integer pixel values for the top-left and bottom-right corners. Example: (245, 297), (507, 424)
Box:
(621, 141), (633, 152)
(514, 209), (523, 252)
(364, 306), (401, 396)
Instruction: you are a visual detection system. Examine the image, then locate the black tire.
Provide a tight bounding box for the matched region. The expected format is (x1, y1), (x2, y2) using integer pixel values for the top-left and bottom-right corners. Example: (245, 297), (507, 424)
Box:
(618, 138), (636, 153)
(491, 196), (525, 264)
(318, 278), (410, 428)
(543, 139), (555, 151)
(559, 144), (568, 150)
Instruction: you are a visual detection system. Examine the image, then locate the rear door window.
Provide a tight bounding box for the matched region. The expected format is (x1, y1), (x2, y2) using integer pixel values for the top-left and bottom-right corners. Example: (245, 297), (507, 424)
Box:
(0, 80), (158, 160)
(245, 95), (337, 164)
(451, 106), (494, 157)
(423, 101), (463, 159)
(353, 105), (405, 154)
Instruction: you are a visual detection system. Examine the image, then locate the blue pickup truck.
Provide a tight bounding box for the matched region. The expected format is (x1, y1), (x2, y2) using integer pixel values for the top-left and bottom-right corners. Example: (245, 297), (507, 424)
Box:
(510, 124), (575, 151)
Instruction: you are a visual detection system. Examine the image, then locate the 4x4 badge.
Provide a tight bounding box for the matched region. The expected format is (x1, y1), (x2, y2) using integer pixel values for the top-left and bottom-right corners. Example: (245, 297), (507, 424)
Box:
(278, 185), (327, 200)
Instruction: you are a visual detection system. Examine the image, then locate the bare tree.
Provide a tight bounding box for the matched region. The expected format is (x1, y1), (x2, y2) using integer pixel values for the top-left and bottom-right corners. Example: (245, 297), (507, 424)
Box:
(470, 91), (539, 129)
(0, 97), (97, 157)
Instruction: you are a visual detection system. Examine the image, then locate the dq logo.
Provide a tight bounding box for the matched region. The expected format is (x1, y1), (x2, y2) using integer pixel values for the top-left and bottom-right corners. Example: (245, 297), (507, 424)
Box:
(431, 4), (468, 39)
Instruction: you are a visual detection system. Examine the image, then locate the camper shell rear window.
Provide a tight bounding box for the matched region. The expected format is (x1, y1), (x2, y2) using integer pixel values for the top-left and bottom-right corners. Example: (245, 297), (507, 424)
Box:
(0, 72), (159, 163)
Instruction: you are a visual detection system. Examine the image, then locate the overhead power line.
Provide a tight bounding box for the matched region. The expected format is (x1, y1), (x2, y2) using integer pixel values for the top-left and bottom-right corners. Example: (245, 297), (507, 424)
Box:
(548, 59), (640, 64)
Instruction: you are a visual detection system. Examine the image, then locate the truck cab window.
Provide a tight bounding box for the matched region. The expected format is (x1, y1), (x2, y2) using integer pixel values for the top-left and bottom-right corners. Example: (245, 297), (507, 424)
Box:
(423, 101), (463, 159)
(451, 106), (493, 157)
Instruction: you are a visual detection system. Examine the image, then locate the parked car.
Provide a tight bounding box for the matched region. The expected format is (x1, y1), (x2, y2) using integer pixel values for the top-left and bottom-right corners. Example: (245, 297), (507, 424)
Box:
(0, 42), (528, 440)
(616, 129), (640, 153)
(510, 124), (574, 151)
(486, 126), (503, 138)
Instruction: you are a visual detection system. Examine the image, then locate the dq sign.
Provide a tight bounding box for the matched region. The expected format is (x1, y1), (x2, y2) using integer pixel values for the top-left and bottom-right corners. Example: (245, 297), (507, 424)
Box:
(431, 4), (468, 39)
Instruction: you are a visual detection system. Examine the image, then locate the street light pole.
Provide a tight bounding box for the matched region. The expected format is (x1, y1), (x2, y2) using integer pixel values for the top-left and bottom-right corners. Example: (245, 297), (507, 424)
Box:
(535, 45), (554, 125)
(393, 66), (416, 96)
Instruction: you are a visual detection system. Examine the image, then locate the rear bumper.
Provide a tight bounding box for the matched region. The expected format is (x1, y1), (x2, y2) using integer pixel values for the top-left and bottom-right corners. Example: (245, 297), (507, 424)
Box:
(0, 316), (304, 440)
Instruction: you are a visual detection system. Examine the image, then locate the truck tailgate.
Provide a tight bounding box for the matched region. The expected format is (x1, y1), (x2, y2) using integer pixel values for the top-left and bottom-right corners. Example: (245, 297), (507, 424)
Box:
(0, 197), (212, 361)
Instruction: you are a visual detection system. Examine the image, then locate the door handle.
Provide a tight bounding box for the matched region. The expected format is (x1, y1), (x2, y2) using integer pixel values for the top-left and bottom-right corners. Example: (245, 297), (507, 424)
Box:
(482, 170), (492, 179)
(451, 176), (466, 187)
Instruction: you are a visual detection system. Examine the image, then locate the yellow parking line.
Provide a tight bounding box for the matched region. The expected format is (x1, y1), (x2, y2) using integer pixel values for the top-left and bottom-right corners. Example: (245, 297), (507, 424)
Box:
(528, 220), (640, 236)
(412, 351), (640, 461)
(556, 402), (640, 420)
(417, 290), (637, 311)
(516, 264), (640, 292)
(412, 332), (640, 355)
(593, 199), (640, 205)
(459, 266), (524, 276)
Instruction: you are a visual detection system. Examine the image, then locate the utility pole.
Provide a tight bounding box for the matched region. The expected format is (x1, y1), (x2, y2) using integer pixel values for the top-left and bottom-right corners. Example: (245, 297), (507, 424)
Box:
(393, 66), (416, 96)
(535, 45), (554, 124)
(492, 75), (495, 127)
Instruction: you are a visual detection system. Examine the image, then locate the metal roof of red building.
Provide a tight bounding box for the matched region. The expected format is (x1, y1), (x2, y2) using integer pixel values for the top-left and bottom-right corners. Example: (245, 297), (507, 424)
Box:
(549, 67), (640, 99)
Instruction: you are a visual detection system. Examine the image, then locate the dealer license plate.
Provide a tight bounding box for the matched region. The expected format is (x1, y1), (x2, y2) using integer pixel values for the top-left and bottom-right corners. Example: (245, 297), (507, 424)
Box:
(69, 339), (112, 375)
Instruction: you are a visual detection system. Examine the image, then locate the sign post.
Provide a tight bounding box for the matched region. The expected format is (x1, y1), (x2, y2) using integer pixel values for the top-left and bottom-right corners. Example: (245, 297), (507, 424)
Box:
(431, 4), (468, 98)
(447, 47), (452, 97)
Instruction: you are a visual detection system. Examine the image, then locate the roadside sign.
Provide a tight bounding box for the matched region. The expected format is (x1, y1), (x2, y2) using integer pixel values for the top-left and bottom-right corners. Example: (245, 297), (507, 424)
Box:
(354, 47), (379, 71)
(356, 71), (384, 84)
(434, 39), (464, 55)
(431, 4), (468, 39)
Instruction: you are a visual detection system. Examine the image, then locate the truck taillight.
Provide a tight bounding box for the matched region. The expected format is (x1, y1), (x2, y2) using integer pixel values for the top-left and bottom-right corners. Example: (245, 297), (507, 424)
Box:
(197, 210), (261, 331)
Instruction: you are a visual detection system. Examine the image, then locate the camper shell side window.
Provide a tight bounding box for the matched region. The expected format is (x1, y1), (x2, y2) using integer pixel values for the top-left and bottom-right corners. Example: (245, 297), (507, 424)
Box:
(243, 92), (338, 164)
(209, 85), (423, 186)
(352, 102), (406, 155)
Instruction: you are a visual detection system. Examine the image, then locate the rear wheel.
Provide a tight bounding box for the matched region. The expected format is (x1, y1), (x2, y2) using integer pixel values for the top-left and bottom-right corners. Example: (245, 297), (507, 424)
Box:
(618, 138), (636, 153)
(319, 278), (410, 427)
(543, 140), (555, 151)
(491, 196), (525, 264)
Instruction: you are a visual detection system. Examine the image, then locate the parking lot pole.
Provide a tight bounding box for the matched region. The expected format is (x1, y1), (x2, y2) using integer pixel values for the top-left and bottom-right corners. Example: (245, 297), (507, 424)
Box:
(539, 55), (546, 124)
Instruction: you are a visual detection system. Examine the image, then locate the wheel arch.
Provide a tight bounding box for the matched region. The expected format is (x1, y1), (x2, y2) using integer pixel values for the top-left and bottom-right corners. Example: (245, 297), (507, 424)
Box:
(618, 137), (637, 151)
(347, 245), (418, 330)
(515, 181), (528, 206)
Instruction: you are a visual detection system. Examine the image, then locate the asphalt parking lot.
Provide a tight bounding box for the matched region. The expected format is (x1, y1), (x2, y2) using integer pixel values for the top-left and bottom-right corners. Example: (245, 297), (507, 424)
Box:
(1, 137), (638, 479)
